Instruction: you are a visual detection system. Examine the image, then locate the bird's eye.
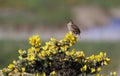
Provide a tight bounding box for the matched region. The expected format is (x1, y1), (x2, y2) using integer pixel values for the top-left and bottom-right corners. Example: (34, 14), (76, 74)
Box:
(74, 31), (77, 34)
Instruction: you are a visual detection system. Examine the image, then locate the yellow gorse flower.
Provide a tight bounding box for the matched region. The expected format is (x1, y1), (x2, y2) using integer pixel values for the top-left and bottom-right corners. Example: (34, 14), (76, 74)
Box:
(75, 51), (85, 58)
(28, 47), (35, 53)
(18, 49), (23, 55)
(91, 68), (95, 73)
(113, 72), (117, 76)
(22, 67), (25, 73)
(64, 32), (78, 46)
(60, 45), (69, 51)
(13, 60), (17, 64)
(42, 72), (46, 76)
(27, 53), (35, 61)
(8, 64), (15, 71)
(97, 67), (101, 72)
(82, 65), (87, 71)
(1, 68), (7, 73)
(50, 38), (57, 43)
(110, 72), (117, 76)
(29, 35), (41, 47)
(96, 73), (100, 76)
(50, 71), (56, 76)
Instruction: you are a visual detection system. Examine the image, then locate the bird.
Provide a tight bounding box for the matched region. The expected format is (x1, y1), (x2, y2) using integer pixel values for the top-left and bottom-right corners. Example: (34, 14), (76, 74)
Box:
(67, 21), (81, 36)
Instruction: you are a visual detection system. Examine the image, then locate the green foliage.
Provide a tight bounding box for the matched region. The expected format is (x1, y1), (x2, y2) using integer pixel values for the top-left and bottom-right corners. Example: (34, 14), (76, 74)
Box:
(0, 0), (120, 25)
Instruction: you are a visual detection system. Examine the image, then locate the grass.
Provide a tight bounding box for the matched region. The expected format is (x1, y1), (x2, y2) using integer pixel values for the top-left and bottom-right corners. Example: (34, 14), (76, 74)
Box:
(0, 40), (29, 69)
(0, 40), (119, 73)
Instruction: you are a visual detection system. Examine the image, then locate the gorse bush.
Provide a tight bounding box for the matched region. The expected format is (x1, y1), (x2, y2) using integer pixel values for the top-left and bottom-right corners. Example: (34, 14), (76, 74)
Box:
(0, 32), (116, 76)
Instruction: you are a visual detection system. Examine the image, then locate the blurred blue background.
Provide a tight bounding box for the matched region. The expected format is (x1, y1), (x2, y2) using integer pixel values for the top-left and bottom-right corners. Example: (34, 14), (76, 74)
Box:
(0, 0), (120, 75)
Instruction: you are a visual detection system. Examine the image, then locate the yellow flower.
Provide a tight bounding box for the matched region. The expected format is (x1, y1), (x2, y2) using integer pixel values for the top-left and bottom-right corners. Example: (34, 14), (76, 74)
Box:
(28, 47), (35, 54)
(103, 61), (108, 65)
(22, 67), (25, 73)
(59, 40), (63, 44)
(42, 46), (49, 50)
(13, 60), (17, 64)
(69, 49), (76, 56)
(61, 45), (69, 51)
(96, 73), (100, 76)
(97, 67), (101, 72)
(113, 72), (117, 76)
(51, 49), (57, 55)
(41, 51), (46, 57)
(106, 58), (110, 62)
(99, 52), (106, 57)
(14, 68), (18, 73)
(27, 60), (35, 66)
(49, 46), (56, 50)
(50, 71), (56, 76)
(75, 51), (85, 58)
(18, 56), (23, 60)
(45, 42), (51, 46)
(18, 49), (23, 55)
(45, 51), (51, 56)
(95, 55), (101, 62)
(2, 68), (7, 73)
(8, 64), (15, 71)
(35, 48), (40, 52)
(110, 72), (117, 76)
(64, 32), (78, 46)
(29, 35), (41, 47)
(65, 51), (70, 55)
(8, 72), (14, 76)
(91, 68), (95, 73)
(50, 38), (57, 42)
(27, 53), (35, 61)
(104, 52), (106, 56)
(36, 73), (40, 76)
(90, 55), (95, 60)
(42, 72), (46, 76)
(83, 65), (87, 71)
(38, 51), (46, 59)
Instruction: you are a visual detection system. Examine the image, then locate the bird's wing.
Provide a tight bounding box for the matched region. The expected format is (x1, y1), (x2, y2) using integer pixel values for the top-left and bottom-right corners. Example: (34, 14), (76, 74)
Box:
(71, 24), (81, 34)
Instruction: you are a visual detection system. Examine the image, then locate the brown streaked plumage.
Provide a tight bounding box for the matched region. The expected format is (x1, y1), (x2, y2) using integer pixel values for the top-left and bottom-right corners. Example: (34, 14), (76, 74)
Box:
(67, 21), (81, 36)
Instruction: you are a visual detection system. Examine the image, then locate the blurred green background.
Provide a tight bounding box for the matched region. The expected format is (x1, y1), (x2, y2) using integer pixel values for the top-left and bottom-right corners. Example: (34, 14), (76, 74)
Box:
(0, 0), (120, 75)
(0, 0), (120, 26)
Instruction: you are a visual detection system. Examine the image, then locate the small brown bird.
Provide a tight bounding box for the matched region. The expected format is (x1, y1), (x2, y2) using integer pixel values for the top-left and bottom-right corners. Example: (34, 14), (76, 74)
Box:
(67, 21), (81, 36)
